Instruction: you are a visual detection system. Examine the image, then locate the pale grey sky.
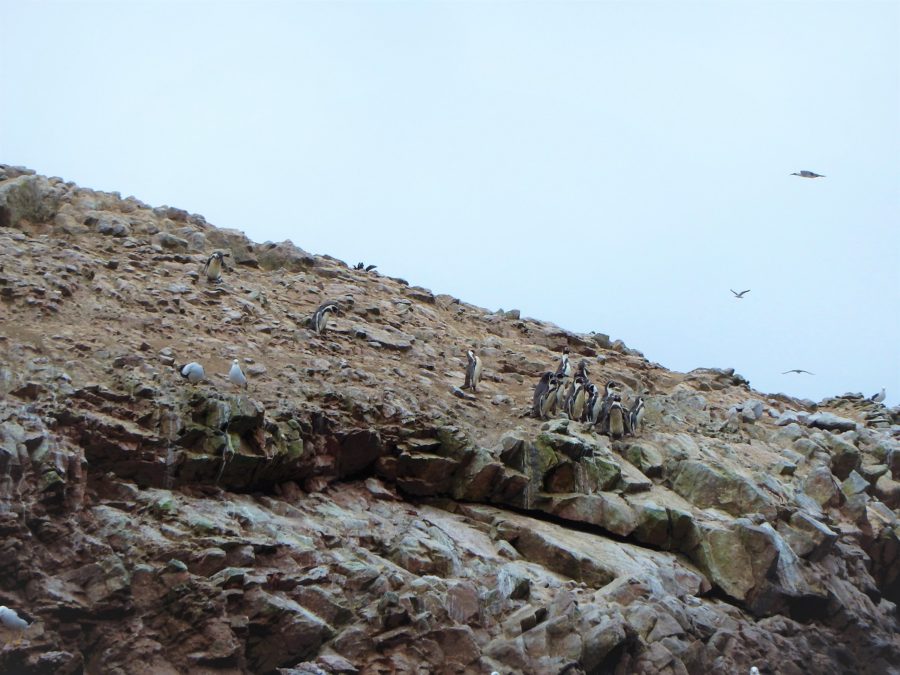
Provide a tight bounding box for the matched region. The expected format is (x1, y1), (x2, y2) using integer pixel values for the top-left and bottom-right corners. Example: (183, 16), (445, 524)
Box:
(4, 1), (898, 405)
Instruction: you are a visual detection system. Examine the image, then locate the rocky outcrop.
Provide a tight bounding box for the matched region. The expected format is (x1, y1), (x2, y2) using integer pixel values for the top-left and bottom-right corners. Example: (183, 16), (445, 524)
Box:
(1, 165), (898, 674)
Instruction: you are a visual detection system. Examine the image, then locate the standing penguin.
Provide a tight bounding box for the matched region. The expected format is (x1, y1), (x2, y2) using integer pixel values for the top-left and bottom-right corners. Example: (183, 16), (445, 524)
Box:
(541, 375), (562, 419)
(629, 396), (645, 436)
(555, 348), (573, 379)
(310, 301), (340, 334)
(462, 350), (483, 392)
(590, 381), (620, 427)
(584, 383), (601, 424)
(606, 400), (630, 439)
(203, 252), (225, 282)
(566, 376), (588, 421)
(228, 359), (248, 390)
(553, 349), (572, 412)
(533, 372), (553, 418)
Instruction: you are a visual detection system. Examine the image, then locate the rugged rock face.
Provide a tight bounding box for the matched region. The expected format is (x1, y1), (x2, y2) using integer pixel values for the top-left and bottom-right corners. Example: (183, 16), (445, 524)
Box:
(1, 164), (899, 674)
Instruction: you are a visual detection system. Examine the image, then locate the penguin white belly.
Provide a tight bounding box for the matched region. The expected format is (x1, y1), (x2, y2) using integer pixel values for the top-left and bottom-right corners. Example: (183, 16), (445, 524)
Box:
(206, 257), (222, 280)
(609, 408), (625, 438)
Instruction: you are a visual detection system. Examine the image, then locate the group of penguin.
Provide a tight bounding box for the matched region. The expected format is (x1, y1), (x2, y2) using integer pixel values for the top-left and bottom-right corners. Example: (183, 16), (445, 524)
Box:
(463, 347), (645, 440)
(530, 348), (644, 439)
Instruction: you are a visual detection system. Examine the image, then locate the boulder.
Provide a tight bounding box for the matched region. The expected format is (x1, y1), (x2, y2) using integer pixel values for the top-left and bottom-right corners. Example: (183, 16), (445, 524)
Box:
(671, 460), (775, 519)
(806, 412), (857, 433)
(257, 240), (316, 271)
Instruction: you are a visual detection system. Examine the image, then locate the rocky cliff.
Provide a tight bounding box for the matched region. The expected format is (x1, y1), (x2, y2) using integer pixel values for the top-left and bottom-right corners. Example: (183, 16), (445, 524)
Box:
(0, 165), (898, 675)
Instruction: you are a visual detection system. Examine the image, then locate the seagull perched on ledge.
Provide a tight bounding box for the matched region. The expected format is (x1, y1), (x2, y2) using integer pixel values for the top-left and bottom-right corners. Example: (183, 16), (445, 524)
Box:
(0, 606), (32, 646)
(782, 369), (815, 375)
(791, 170), (825, 178)
(730, 289), (750, 299)
(870, 388), (886, 403)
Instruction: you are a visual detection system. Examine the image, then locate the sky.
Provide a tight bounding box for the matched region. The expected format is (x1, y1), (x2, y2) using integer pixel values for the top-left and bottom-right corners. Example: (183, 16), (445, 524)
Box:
(3, 1), (898, 405)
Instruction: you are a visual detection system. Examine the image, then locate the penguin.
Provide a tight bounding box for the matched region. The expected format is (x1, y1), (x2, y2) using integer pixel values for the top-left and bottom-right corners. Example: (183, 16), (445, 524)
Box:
(202, 252), (225, 282)
(629, 396), (645, 436)
(310, 301), (340, 334)
(532, 372), (553, 418)
(574, 359), (589, 380)
(566, 376), (588, 421)
(585, 383), (602, 424)
(606, 400), (629, 439)
(591, 381), (621, 428)
(462, 350), (483, 392)
(228, 359), (247, 390)
(540, 375), (561, 419)
(179, 362), (205, 384)
(555, 348), (573, 379)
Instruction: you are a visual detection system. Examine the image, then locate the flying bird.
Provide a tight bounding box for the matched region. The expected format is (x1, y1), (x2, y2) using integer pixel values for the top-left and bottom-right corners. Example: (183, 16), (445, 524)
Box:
(790, 170), (825, 178)
(782, 369), (815, 375)
(730, 289), (750, 299)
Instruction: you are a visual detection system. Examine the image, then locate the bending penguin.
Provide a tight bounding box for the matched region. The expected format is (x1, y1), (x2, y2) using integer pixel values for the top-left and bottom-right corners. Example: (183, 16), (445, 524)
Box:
(462, 350), (483, 392)
(203, 252), (226, 283)
(310, 301), (340, 334)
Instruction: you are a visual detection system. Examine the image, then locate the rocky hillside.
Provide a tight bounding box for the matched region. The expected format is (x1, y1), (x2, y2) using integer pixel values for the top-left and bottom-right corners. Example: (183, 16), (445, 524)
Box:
(0, 165), (898, 675)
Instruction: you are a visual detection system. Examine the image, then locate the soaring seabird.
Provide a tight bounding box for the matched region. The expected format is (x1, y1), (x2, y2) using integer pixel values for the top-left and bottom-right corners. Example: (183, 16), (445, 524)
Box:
(730, 289), (750, 299)
(229, 359), (248, 390)
(179, 362), (205, 384)
(790, 170), (825, 178)
(782, 369), (814, 375)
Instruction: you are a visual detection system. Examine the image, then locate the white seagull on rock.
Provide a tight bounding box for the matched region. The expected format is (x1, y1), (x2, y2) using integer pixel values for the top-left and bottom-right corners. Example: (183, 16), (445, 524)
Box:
(870, 388), (886, 403)
(179, 362), (205, 384)
(0, 605), (32, 645)
(228, 359), (248, 390)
